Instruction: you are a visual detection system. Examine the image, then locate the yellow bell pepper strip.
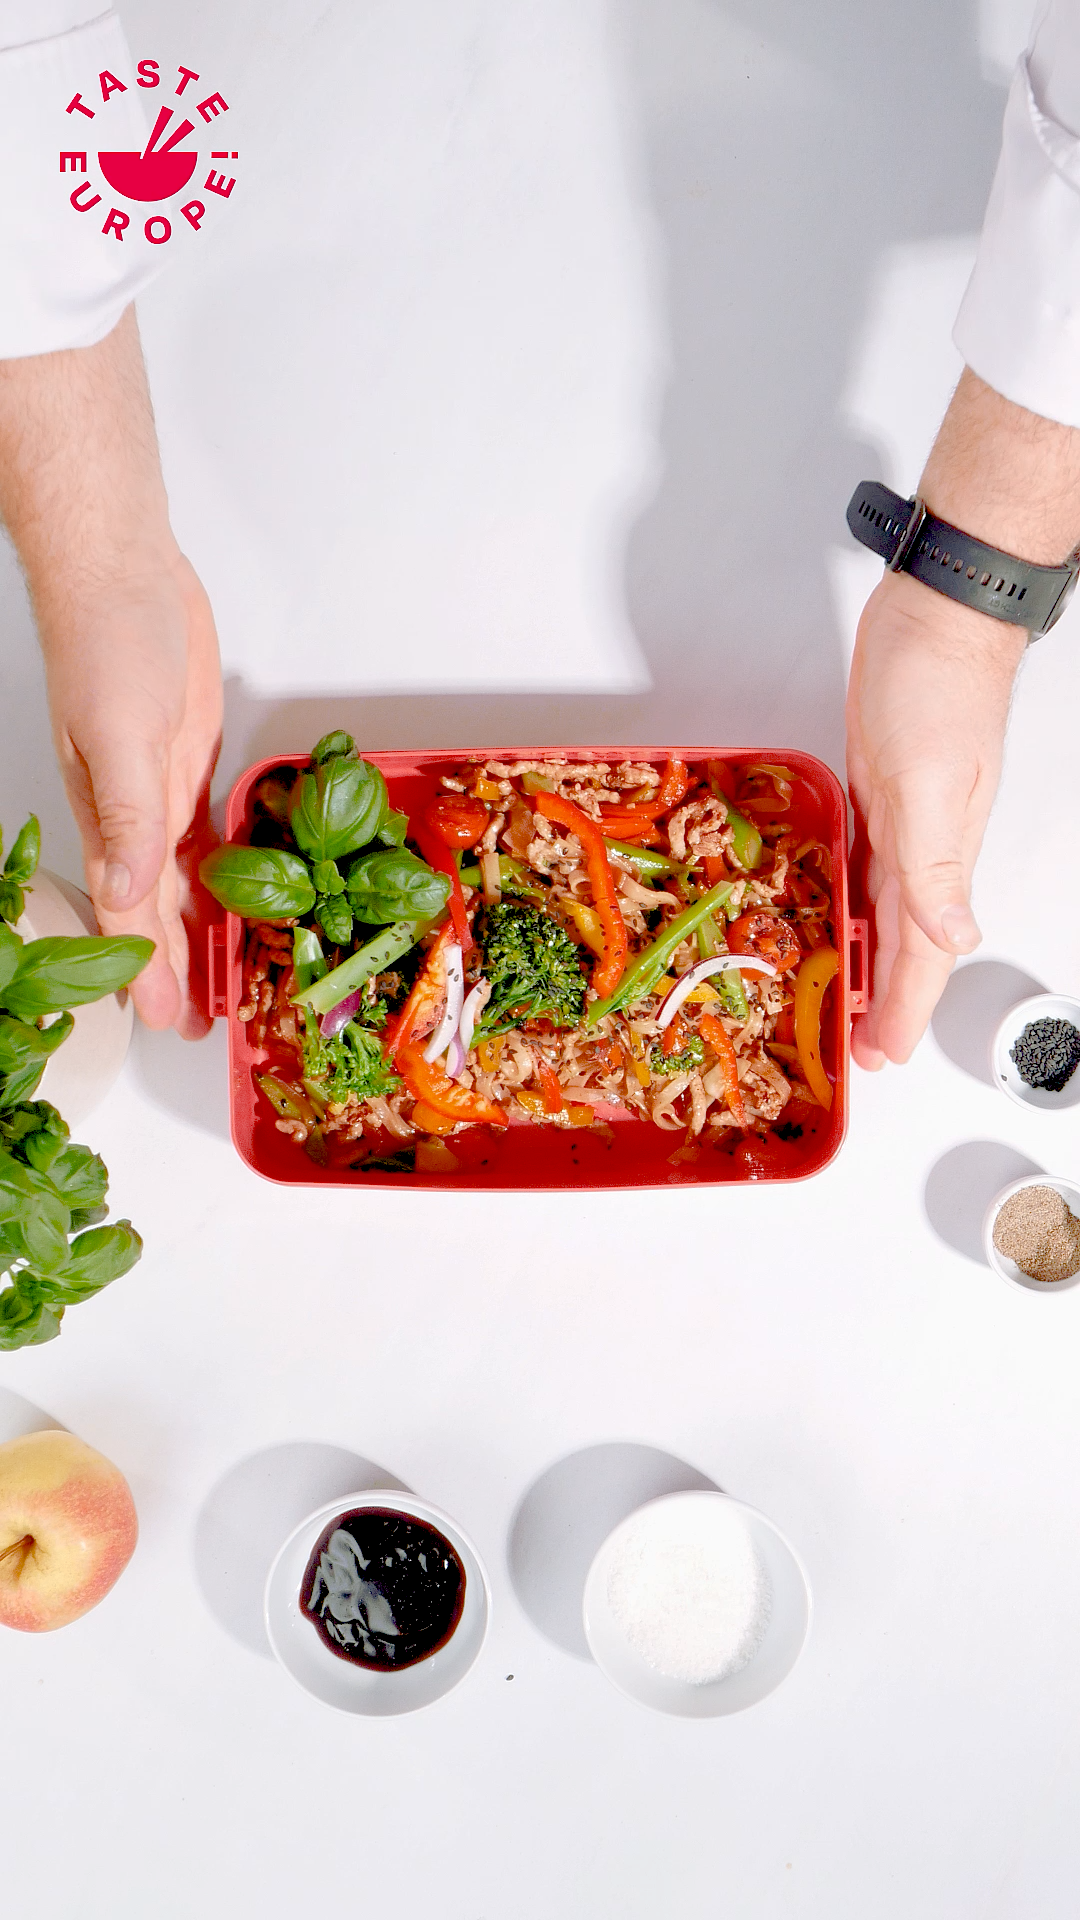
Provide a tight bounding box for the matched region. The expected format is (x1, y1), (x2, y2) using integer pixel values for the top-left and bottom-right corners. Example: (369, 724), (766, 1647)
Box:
(534, 791), (628, 999)
(399, 1043), (509, 1127)
(793, 946), (839, 1109)
(384, 922), (454, 1062)
(415, 1136), (461, 1172)
(471, 775), (503, 803)
(587, 879), (733, 1024)
(698, 1011), (747, 1126)
(411, 1098), (458, 1136)
(561, 898), (605, 958)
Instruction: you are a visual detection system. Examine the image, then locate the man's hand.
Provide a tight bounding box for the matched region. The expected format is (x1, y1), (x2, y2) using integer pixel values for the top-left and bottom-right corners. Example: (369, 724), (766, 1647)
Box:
(0, 306), (222, 1034)
(847, 368), (1080, 1069)
(847, 570), (1024, 1067)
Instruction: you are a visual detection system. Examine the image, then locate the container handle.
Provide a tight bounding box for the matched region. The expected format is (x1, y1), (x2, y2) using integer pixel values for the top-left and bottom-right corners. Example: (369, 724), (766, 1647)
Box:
(207, 923), (228, 1020)
(848, 918), (869, 1015)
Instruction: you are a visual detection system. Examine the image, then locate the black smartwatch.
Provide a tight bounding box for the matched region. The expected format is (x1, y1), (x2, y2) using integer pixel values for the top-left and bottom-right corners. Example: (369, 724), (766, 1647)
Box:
(846, 480), (1080, 638)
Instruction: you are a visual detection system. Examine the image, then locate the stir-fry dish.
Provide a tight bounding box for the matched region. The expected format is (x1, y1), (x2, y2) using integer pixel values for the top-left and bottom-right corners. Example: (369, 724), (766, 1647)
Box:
(200, 737), (840, 1174)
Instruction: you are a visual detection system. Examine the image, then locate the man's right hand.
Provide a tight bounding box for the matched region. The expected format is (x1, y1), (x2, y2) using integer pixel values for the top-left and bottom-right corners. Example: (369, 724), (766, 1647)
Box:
(37, 548), (222, 1036)
(0, 306), (223, 1035)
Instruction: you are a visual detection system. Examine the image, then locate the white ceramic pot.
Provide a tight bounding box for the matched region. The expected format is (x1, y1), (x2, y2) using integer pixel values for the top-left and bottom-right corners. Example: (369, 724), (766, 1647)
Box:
(14, 870), (134, 1127)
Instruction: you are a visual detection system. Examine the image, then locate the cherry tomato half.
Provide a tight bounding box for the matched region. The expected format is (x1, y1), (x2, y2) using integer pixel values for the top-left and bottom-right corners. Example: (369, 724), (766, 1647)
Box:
(423, 794), (490, 850)
(727, 909), (801, 973)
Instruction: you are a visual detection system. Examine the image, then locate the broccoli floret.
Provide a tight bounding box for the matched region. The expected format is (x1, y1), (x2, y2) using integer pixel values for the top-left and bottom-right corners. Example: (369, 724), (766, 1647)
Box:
(649, 1033), (705, 1075)
(475, 902), (586, 1036)
(301, 1013), (400, 1103)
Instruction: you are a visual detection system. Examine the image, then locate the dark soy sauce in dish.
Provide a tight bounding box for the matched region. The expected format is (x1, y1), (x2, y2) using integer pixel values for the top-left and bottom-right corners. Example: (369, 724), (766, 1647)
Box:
(301, 1508), (465, 1669)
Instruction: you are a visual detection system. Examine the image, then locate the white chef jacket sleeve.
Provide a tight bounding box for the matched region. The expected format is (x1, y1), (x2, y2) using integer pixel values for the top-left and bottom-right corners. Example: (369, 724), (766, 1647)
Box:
(955, 0), (1080, 427)
(0, 5), (161, 358)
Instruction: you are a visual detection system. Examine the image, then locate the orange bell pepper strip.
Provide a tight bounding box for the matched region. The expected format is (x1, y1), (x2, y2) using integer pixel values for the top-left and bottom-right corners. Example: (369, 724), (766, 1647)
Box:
(534, 791), (628, 998)
(384, 922), (454, 1061)
(599, 758), (690, 823)
(399, 1043), (509, 1127)
(661, 1011), (689, 1058)
(410, 817), (473, 951)
(793, 947), (838, 1110)
(699, 1010), (747, 1126)
(591, 812), (663, 846)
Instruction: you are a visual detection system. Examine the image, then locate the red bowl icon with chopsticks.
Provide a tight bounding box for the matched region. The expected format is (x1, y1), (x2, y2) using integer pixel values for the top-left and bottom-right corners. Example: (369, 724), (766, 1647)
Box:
(98, 105), (198, 202)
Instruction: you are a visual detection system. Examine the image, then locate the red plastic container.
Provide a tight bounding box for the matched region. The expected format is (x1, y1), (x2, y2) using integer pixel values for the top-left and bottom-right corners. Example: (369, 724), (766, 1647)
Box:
(207, 747), (867, 1189)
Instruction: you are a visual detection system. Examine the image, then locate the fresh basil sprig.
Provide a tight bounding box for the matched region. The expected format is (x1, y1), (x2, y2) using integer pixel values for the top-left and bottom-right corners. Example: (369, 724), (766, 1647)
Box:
(0, 936), (154, 1024)
(347, 848), (451, 926)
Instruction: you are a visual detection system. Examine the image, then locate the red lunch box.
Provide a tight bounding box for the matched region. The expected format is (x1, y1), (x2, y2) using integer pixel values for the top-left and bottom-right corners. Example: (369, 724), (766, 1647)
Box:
(205, 746), (868, 1190)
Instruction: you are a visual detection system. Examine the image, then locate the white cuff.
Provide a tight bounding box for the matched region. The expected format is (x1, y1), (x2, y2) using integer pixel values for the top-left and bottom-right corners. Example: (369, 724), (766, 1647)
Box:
(0, 11), (163, 359)
(955, 57), (1080, 428)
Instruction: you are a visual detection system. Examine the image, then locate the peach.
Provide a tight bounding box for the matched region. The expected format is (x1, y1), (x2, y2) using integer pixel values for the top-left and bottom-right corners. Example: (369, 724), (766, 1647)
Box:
(0, 1429), (138, 1632)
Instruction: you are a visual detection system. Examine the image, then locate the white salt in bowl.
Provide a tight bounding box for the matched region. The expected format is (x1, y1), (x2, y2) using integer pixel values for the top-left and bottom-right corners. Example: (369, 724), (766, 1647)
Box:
(582, 1490), (811, 1717)
(991, 993), (1080, 1112)
(983, 1175), (1080, 1295)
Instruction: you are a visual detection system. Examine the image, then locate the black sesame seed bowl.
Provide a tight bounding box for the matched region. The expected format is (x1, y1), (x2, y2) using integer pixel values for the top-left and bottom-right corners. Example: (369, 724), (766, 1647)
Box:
(991, 993), (1080, 1113)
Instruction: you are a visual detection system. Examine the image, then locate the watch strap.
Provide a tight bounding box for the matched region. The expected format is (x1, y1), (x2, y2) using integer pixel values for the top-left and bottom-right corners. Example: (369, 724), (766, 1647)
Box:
(846, 480), (1078, 635)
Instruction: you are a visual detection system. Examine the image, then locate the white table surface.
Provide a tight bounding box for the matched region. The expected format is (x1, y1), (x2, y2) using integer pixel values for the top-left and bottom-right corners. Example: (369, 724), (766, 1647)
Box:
(4, 4), (1080, 1916)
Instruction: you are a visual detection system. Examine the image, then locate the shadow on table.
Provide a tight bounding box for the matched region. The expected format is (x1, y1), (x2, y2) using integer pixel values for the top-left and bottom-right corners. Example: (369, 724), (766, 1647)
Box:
(193, 1441), (409, 1658)
(931, 960), (1046, 1087)
(508, 1441), (718, 1660)
(127, 1016), (232, 1142)
(0, 1386), (64, 1446)
(924, 1140), (1044, 1265)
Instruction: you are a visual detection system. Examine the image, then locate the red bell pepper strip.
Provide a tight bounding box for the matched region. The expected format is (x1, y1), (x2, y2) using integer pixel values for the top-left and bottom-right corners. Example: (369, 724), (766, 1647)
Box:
(534, 791), (628, 998)
(699, 1010), (747, 1126)
(662, 1011), (689, 1058)
(535, 1054), (565, 1114)
(599, 758), (690, 823)
(411, 817), (473, 951)
(399, 1043), (509, 1127)
(384, 922), (454, 1061)
(592, 812), (663, 846)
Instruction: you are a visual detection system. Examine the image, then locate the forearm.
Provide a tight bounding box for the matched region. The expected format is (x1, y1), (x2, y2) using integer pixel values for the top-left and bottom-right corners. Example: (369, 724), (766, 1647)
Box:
(0, 306), (178, 616)
(919, 366), (1080, 567)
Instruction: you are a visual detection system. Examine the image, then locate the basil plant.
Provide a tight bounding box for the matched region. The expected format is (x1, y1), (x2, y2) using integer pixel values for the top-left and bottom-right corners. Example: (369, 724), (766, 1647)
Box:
(0, 816), (152, 1351)
(199, 732), (447, 944)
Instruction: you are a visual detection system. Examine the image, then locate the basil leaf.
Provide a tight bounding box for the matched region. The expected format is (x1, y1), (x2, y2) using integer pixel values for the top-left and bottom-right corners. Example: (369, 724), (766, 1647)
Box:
(315, 893), (353, 946)
(0, 1278), (64, 1350)
(0, 1013), (74, 1108)
(1, 936), (153, 1021)
(378, 808), (409, 848)
(346, 848), (451, 926)
(4, 815), (40, 884)
(311, 859), (345, 896)
(290, 757), (388, 863)
(199, 846), (315, 920)
(29, 1139), (108, 1216)
(310, 731), (357, 766)
(0, 880), (25, 925)
(0, 924), (22, 998)
(0, 1151), (72, 1272)
(0, 1099), (66, 1157)
(292, 927), (327, 993)
(39, 1219), (142, 1304)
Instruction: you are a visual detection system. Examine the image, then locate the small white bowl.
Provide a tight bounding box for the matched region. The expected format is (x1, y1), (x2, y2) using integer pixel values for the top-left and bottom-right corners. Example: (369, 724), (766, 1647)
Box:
(982, 1175), (1080, 1294)
(582, 1490), (811, 1717)
(265, 1490), (491, 1714)
(991, 993), (1080, 1112)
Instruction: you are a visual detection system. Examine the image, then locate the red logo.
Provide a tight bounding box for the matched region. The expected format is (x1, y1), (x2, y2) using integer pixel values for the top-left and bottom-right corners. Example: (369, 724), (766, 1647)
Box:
(61, 59), (237, 246)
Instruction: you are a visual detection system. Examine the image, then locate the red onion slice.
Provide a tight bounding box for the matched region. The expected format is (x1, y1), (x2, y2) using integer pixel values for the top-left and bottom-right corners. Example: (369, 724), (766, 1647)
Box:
(319, 988), (364, 1038)
(656, 954), (777, 1030)
(444, 1034), (466, 1080)
(459, 978), (491, 1057)
(423, 943), (465, 1063)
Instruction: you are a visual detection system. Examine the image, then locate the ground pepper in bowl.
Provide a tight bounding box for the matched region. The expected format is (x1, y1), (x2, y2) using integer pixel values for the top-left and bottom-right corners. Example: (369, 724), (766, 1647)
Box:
(993, 1185), (1080, 1284)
